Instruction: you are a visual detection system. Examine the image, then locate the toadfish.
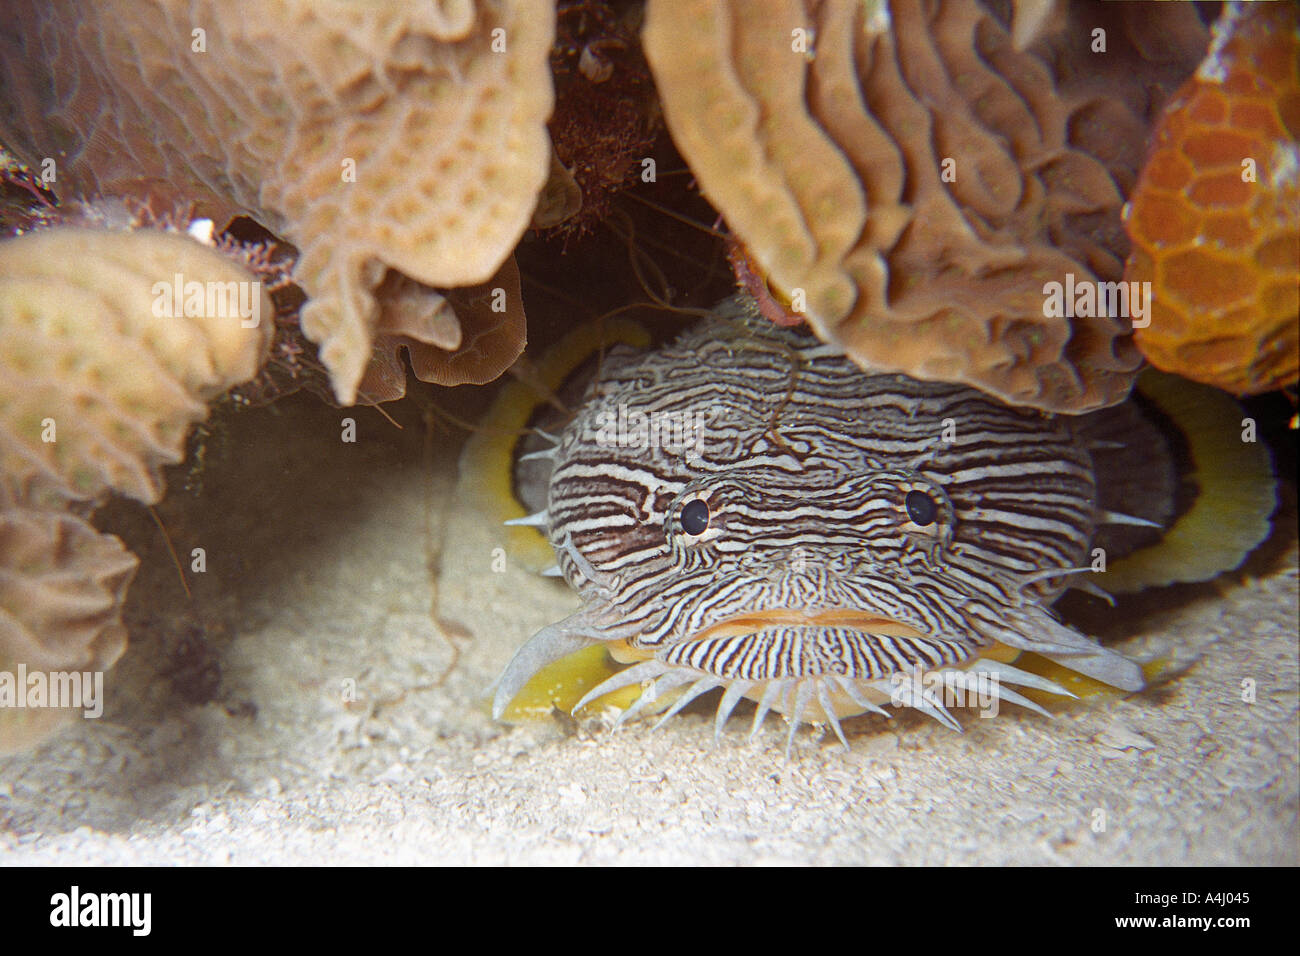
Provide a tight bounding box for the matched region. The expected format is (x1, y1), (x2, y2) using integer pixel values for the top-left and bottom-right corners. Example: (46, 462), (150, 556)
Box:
(491, 295), (1216, 749)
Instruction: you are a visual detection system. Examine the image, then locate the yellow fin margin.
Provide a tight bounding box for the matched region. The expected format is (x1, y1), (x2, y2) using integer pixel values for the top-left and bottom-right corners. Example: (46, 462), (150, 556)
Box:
(458, 318), (651, 571)
(1100, 369), (1277, 594)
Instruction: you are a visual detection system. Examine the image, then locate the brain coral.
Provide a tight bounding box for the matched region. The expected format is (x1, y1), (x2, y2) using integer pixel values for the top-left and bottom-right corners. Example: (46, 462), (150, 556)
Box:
(0, 0), (555, 404)
(643, 0), (1209, 412)
(1126, 1), (1300, 395)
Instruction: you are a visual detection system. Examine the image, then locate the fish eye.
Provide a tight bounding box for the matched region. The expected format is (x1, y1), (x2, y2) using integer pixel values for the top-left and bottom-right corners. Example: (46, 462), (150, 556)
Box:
(681, 498), (710, 535)
(905, 490), (938, 526)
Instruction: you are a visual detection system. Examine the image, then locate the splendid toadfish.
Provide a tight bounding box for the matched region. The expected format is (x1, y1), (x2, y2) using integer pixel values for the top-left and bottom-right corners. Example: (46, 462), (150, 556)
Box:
(490, 295), (1271, 749)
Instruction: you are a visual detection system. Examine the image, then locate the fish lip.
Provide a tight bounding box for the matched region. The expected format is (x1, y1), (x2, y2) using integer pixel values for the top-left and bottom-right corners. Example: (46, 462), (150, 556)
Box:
(686, 609), (927, 642)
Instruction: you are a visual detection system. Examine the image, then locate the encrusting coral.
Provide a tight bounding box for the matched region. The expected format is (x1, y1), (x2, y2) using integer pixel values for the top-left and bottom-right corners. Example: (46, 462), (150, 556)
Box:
(0, 224), (271, 752)
(1126, 1), (1300, 396)
(0, 0), (555, 404)
(643, 0), (1209, 413)
(542, 0), (662, 239)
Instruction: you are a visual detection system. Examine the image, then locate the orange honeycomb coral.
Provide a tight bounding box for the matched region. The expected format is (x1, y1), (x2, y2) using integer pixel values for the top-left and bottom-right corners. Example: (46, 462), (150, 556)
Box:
(1127, 1), (1300, 395)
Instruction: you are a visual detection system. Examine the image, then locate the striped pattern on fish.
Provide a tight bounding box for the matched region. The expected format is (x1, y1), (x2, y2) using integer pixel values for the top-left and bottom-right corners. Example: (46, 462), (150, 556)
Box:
(493, 296), (1146, 748)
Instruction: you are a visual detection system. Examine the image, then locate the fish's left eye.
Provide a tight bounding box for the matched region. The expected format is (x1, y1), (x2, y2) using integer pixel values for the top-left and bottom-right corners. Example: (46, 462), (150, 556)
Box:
(681, 499), (710, 535)
(905, 490), (938, 526)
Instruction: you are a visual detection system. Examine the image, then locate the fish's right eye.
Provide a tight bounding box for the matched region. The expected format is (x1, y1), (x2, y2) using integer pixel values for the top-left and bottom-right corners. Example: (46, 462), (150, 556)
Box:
(905, 490), (938, 526)
(680, 498), (710, 535)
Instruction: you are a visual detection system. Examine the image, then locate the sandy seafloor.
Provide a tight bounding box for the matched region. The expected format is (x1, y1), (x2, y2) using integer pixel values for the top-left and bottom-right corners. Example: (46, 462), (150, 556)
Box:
(0, 389), (1296, 866)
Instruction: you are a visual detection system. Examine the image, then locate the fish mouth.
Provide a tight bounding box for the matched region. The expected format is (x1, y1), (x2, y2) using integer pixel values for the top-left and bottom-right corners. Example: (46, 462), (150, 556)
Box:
(608, 608), (937, 667)
(689, 609), (927, 641)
